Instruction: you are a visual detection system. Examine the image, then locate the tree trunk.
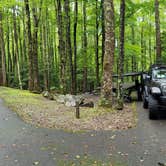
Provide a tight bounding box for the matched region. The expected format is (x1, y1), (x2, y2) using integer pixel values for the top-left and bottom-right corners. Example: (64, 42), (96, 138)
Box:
(42, 13), (49, 91)
(101, 0), (105, 71)
(83, 0), (88, 93)
(13, 8), (23, 89)
(117, 0), (125, 110)
(149, 22), (152, 65)
(32, 5), (42, 92)
(95, 0), (100, 87)
(73, 0), (78, 95)
(141, 19), (145, 71)
(56, 0), (66, 94)
(64, 0), (74, 94)
(24, 0), (34, 91)
(155, 0), (161, 62)
(100, 0), (115, 107)
(6, 14), (12, 85)
(0, 10), (6, 86)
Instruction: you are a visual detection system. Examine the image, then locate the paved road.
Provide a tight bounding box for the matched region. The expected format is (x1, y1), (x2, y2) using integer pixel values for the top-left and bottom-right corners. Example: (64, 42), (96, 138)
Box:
(0, 99), (166, 166)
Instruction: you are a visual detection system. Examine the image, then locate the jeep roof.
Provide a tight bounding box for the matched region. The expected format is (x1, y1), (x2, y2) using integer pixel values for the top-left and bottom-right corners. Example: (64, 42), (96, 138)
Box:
(150, 64), (166, 70)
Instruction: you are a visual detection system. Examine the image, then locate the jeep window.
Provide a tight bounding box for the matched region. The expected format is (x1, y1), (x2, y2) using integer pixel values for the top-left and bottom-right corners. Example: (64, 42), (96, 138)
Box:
(152, 69), (166, 79)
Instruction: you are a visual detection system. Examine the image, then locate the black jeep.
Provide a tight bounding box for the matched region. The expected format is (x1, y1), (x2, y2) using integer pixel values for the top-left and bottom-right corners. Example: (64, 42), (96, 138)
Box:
(143, 64), (166, 119)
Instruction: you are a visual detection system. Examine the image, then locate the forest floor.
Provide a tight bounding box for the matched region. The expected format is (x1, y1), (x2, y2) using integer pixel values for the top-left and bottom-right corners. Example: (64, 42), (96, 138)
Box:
(0, 87), (137, 132)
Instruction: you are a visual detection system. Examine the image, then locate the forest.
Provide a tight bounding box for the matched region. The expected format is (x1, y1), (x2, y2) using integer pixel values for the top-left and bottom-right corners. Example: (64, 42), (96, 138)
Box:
(0, 0), (165, 107)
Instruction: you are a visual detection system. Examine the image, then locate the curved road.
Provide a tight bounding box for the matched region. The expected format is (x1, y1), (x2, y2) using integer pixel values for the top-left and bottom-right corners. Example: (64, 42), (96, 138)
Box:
(0, 99), (166, 166)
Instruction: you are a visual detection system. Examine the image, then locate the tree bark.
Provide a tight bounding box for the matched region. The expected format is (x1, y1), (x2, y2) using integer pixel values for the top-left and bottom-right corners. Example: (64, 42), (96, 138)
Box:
(155, 0), (161, 62)
(141, 19), (146, 71)
(13, 8), (23, 89)
(149, 22), (152, 65)
(0, 10), (7, 86)
(42, 16), (50, 91)
(101, 0), (105, 71)
(64, 0), (74, 94)
(117, 0), (125, 110)
(100, 0), (115, 107)
(83, 0), (88, 93)
(24, 0), (34, 91)
(32, 1), (42, 92)
(6, 14), (12, 85)
(131, 26), (136, 73)
(95, 0), (100, 87)
(56, 0), (66, 94)
(73, 0), (78, 95)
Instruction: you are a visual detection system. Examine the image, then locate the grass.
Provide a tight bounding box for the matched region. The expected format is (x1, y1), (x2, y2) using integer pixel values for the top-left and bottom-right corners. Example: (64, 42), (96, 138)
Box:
(0, 86), (137, 132)
(0, 86), (41, 105)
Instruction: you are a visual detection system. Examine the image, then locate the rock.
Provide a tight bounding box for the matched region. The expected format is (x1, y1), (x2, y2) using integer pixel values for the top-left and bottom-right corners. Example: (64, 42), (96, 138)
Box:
(42, 91), (57, 100)
(48, 93), (54, 100)
(75, 95), (84, 105)
(64, 94), (84, 107)
(52, 95), (58, 101)
(56, 95), (66, 103)
(80, 101), (94, 107)
(42, 92), (85, 107)
(64, 94), (75, 107)
(42, 91), (49, 98)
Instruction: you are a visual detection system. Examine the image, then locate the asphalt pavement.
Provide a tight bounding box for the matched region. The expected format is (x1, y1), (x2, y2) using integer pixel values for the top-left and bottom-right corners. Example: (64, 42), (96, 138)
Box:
(0, 99), (166, 166)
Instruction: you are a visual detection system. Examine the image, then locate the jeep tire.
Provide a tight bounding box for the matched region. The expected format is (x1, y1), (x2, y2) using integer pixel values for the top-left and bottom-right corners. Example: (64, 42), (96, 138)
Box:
(149, 95), (158, 120)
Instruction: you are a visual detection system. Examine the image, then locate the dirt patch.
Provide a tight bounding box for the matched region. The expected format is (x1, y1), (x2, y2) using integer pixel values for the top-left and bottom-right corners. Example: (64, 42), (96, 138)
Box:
(0, 87), (137, 132)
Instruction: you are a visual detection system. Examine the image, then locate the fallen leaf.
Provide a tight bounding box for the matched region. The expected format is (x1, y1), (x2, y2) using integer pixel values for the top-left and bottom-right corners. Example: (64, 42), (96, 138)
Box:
(76, 155), (80, 159)
(110, 135), (116, 140)
(131, 141), (137, 144)
(33, 161), (39, 165)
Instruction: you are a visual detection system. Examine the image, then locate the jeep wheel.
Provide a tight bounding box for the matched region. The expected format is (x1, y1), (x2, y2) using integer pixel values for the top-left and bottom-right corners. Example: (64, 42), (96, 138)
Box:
(149, 110), (157, 120)
(149, 95), (158, 120)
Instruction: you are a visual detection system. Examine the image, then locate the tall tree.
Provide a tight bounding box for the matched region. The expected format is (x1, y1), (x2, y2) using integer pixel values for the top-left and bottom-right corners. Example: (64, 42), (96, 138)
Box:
(82, 0), (88, 93)
(131, 26), (136, 73)
(117, 0), (125, 110)
(24, 0), (34, 91)
(100, 0), (115, 107)
(149, 21), (152, 65)
(56, 0), (66, 94)
(95, 0), (100, 87)
(141, 18), (146, 71)
(0, 10), (6, 86)
(101, 0), (105, 70)
(64, 0), (74, 94)
(32, 0), (42, 92)
(13, 8), (23, 89)
(73, 0), (78, 95)
(155, 0), (161, 62)
(42, 10), (50, 91)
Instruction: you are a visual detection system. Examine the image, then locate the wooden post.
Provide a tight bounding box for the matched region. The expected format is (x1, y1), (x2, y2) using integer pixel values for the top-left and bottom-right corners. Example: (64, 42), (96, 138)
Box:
(75, 101), (80, 119)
